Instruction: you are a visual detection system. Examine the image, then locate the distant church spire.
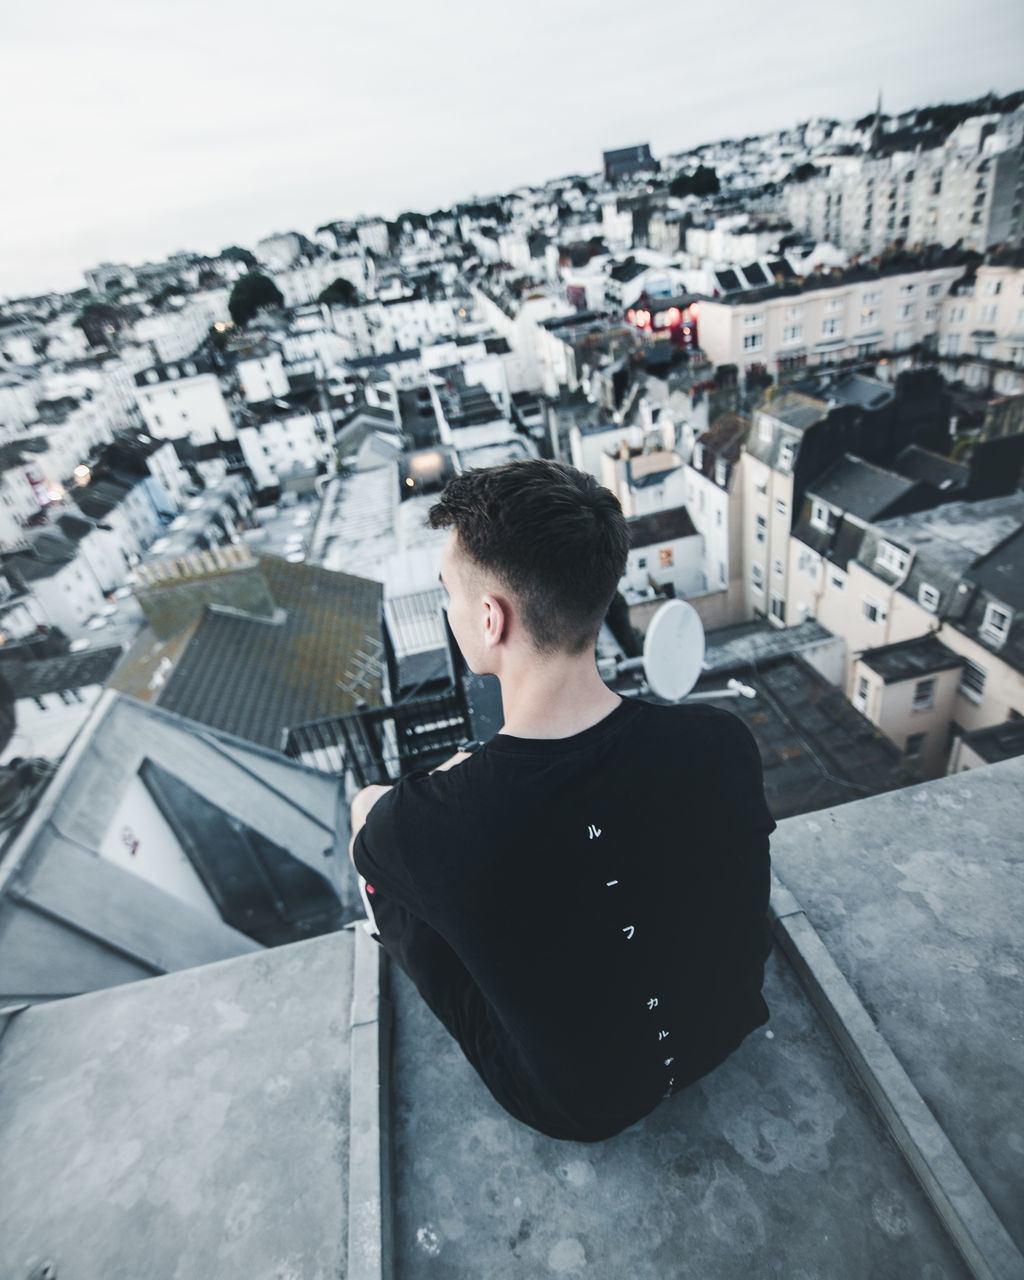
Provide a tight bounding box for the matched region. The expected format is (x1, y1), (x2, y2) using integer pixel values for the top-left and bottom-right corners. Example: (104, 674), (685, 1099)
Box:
(869, 89), (884, 153)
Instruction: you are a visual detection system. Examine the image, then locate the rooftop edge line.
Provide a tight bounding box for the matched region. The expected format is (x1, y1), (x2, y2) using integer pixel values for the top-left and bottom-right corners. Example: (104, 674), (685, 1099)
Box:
(768, 873), (1024, 1280)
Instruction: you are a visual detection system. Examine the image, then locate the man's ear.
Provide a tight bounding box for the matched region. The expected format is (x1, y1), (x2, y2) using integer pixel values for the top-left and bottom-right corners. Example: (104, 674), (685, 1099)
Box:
(482, 594), (508, 648)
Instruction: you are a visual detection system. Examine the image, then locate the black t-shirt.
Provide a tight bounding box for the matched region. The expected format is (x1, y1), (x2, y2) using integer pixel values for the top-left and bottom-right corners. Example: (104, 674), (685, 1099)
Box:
(354, 698), (775, 1141)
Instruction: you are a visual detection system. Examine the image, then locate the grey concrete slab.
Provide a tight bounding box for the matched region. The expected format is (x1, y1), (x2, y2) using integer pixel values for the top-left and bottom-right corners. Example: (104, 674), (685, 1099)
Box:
(771, 758), (1024, 1257)
(388, 951), (969, 1279)
(0, 931), (355, 1280)
(771, 881), (1023, 1280)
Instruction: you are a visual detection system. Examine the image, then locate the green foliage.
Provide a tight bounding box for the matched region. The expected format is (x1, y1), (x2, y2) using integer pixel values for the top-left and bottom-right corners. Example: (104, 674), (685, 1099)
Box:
(669, 165), (719, 198)
(228, 273), (283, 327)
(318, 277), (360, 308)
(219, 244), (258, 271)
(788, 162), (818, 184)
(148, 281), (187, 307)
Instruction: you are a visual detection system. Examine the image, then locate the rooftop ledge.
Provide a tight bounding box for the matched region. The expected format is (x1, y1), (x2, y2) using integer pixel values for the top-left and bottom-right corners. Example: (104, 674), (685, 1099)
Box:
(1, 760), (1022, 1279)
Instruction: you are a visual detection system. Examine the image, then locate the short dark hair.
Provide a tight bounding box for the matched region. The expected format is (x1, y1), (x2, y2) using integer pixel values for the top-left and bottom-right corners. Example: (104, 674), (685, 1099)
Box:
(429, 460), (630, 654)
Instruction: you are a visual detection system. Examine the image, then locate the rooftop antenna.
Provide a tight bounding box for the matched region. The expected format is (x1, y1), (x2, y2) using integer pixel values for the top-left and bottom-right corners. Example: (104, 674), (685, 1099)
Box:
(613, 599), (755, 702)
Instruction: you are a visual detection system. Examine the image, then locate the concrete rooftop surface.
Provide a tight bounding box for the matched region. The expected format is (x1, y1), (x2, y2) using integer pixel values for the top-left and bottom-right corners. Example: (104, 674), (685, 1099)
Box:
(1, 761), (1022, 1278)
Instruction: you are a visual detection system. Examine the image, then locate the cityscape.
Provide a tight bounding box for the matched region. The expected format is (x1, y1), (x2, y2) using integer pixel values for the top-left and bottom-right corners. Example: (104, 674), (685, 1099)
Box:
(1, 76), (1023, 1279)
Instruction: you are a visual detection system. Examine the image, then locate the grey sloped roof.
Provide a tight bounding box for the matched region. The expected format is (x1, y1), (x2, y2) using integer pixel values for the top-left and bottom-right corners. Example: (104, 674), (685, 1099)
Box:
(857, 494), (1024, 592)
(2, 645), (122, 700)
(4, 530), (77, 582)
(805, 454), (918, 523)
(155, 556), (383, 751)
(0, 691), (357, 1006)
(895, 444), (968, 493)
(953, 527), (1024, 674)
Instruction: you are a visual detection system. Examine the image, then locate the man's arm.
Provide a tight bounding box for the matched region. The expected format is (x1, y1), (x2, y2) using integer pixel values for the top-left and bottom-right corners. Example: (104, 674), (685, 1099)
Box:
(348, 748), (475, 865)
(348, 784), (392, 865)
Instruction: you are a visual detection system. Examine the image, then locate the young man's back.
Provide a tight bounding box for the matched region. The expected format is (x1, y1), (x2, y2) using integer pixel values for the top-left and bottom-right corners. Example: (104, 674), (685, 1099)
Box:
(354, 697), (773, 1142)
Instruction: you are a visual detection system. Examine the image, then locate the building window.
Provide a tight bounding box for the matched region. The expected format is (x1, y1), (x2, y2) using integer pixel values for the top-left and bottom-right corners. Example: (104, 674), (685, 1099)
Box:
(905, 732), (927, 759)
(900, 303), (916, 320)
(945, 333), (961, 355)
(912, 678), (936, 710)
(983, 279), (1002, 296)
(918, 583), (940, 612)
(862, 290), (881, 305)
(775, 500), (787, 518)
(751, 563), (764, 592)
(979, 305), (998, 324)
(786, 305), (804, 320)
(959, 659), (986, 703)
(861, 595), (887, 624)
(980, 602), (1011, 646)
(714, 458), (728, 487)
(659, 547), (674, 568)
(779, 441), (795, 470)
(875, 540), (909, 575)
(773, 557), (783, 578)
(821, 318), (841, 337)
(769, 594), (786, 624)
(798, 549), (818, 578)
(692, 443), (704, 469)
(928, 282), (943, 297)
(755, 514), (766, 544)
(719, 561), (727, 587)
(899, 283), (918, 296)
(743, 333), (764, 351)
(783, 325), (803, 344)
(811, 501), (835, 532)
(831, 572), (845, 591)
(948, 306), (965, 323)
(853, 674), (869, 712)
(743, 312), (764, 327)
(860, 309), (879, 328)
(825, 298), (843, 312)
(637, 556), (647, 569)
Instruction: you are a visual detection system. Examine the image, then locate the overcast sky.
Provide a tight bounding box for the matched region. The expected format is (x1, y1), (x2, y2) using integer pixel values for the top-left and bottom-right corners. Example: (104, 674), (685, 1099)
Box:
(2, 0), (1022, 299)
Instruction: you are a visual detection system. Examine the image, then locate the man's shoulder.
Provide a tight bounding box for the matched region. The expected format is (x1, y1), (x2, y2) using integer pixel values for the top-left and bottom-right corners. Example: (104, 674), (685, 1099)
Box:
(630, 698), (754, 745)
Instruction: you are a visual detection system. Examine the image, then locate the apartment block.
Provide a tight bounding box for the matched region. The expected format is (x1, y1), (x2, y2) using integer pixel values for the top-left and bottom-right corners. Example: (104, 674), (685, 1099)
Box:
(697, 259), (964, 374)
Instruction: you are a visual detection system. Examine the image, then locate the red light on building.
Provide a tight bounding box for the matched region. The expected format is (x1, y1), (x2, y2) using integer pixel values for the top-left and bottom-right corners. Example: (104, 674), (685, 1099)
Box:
(666, 307), (681, 326)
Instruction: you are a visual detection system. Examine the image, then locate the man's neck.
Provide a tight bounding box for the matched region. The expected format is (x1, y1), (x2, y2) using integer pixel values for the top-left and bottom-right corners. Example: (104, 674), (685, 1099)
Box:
(497, 655), (621, 740)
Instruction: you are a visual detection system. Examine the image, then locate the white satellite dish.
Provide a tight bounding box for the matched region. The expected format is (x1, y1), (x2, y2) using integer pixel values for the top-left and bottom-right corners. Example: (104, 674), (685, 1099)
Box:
(642, 599), (706, 701)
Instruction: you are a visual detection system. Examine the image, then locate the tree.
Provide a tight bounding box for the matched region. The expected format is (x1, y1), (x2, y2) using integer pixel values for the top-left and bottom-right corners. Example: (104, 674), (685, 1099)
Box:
(228, 273), (283, 327)
(219, 244), (258, 271)
(669, 165), (720, 198)
(318, 277), (360, 308)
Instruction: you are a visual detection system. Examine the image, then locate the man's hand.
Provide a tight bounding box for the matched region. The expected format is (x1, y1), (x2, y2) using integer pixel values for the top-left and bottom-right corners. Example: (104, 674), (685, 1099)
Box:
(348, 784), (392, 865)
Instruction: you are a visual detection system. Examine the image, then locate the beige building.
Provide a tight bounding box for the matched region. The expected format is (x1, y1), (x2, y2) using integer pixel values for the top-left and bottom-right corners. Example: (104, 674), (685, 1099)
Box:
(850, 636), (964, 777)
(697, 259), (964, 375)
(784, 118), (1024, 256)
(936, 260), (1024, 397)
(784, 494), (1024, 772)
(740, 391), (835, 627)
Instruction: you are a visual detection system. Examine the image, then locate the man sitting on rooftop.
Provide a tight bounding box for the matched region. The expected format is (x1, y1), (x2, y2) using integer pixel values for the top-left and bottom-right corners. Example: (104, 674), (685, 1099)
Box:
(350, 459), (774, 1141)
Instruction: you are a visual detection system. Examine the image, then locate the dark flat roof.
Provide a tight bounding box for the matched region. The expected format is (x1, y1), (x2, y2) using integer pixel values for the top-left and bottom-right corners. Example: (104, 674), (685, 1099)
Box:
(958, 718), (1024, 764)
(859, 634), (964, 683)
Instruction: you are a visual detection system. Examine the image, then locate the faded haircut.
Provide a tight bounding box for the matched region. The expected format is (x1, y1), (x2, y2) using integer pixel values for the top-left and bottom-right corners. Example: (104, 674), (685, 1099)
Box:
(428, 459), (630, 654)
